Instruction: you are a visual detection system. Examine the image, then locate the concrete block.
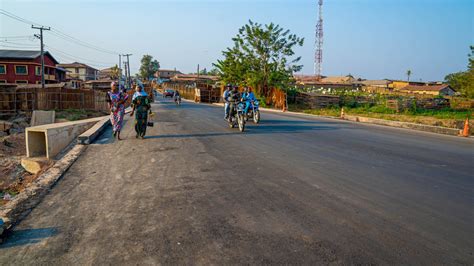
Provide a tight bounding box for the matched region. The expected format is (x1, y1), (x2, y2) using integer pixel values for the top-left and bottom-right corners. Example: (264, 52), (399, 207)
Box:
(31, 110), (55, 126)
(26, 117), (103, 159)
(77, 116), (110, 145)
(20, 157), (51, 174)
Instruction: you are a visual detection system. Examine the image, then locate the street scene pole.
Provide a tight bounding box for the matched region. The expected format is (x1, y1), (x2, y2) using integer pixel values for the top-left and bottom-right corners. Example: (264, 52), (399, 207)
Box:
(122, 53), (132, 90)
(32, 25), (50, 89)
(118, 54), (122, 83)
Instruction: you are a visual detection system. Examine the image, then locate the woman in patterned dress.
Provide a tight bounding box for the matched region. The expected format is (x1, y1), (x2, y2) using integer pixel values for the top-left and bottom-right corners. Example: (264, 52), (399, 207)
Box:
(106, 82), (128, 140)
(130, 84), (151, 139)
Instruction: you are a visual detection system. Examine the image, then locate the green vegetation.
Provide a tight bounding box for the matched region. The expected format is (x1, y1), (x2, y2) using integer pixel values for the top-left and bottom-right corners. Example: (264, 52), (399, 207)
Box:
(214, 20), (304, 98)
(55, 109), (108, 121)
(288, 103), (471, 129)
(139, 55), (160, 80)
(445, 46), (474, 98)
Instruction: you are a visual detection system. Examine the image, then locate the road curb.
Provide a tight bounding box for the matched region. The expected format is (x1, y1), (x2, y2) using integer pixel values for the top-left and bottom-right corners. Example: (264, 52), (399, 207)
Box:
(0, 144), (86, 241)
(77, 108), (132, 145)
(77, 116), (110, 145)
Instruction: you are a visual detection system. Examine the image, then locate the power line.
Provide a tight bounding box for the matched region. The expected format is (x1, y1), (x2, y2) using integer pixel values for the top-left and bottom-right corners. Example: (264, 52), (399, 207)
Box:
(0, 35), (34, 40)
(47, 30), (119, 55)
(0, 40), (37, 47)
(0, 8), (120, 55)
(45, 45), (116, 67)
(0, 9), (42, 26)
(0, 44), (38, 49)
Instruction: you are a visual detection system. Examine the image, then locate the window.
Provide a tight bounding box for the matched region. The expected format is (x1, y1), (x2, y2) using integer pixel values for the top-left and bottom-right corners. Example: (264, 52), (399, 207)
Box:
(15, 80), (28, 84)
(0, 80), (6, 83)
(0, 65), (6, 74)
(35, 66), (41, 76)
(36, 81), (41, 84)
(15, 65), (28, 75)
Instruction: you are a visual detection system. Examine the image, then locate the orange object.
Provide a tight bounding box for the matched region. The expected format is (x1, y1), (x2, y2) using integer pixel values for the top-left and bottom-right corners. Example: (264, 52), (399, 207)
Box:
(460, 117), (470, 137)
(340, 107), (345, 119)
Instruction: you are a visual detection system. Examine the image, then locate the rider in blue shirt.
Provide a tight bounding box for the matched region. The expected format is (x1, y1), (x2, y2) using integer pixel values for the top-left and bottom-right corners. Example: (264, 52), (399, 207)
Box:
(242, 87), (256, 114)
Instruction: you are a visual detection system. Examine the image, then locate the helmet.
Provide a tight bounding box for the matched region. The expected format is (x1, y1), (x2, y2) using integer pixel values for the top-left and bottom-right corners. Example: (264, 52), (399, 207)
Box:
(226, 83), (232, 88)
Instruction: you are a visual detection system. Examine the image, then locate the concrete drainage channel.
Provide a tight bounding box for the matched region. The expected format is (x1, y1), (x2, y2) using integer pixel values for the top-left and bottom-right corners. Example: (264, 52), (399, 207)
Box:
(0, 114), (113, 241)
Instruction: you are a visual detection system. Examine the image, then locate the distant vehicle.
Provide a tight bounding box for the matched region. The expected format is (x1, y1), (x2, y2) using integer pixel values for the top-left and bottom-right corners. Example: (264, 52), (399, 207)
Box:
(163, 89), (174, 98)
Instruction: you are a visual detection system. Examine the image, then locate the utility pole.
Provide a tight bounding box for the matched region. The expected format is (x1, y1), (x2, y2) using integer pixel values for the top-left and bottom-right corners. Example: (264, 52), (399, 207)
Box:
(118, 54), (122, 82)
(197, 64), (200, 77)
(32, 25), (51, 89)
(122, 54), (132, 90)
(124, 61), (129, 89)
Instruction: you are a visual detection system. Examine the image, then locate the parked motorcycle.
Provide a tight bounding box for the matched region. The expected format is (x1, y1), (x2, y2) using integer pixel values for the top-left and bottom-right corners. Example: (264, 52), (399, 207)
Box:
(246, 100), (260, 124)
(228, 101), (246, 132)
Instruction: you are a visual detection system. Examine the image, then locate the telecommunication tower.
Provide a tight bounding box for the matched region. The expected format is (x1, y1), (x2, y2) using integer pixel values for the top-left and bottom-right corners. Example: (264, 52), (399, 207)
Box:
(314, 0), (323, 79)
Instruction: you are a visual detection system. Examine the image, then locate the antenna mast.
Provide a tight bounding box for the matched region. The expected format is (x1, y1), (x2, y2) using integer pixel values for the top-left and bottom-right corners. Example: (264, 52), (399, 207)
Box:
(314, 0), (323, 79)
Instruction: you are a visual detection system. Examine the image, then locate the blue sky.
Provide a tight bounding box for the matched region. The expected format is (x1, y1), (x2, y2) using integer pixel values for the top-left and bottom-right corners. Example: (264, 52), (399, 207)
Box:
(1, 0), (473, 81)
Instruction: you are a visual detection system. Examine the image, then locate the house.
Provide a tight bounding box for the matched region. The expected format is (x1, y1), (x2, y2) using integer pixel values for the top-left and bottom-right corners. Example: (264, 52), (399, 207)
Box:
(65, 77), (83, 89)
(320, 75), (357, 84)
(0, 49), (66, 84)
(84, 78), (114, 90)
(170, 74), (219, 83)
(294, 75), (361, 91)
(57, 62), (98, 81)
(98, 66), (119, 80)
(155, 69), (182, 80)
(360, 80), (392, 93)
(398, 84), (456, 96)
(388, 80), (426, 90)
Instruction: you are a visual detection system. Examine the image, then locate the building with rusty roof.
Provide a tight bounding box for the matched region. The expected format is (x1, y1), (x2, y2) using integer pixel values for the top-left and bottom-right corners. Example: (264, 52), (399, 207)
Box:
(397, 84), (456, 96)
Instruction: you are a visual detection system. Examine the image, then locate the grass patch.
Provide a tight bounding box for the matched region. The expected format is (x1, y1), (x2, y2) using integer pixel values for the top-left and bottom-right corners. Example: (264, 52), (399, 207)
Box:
(55, 109), (108, 121)
(288, 104), (472, 130)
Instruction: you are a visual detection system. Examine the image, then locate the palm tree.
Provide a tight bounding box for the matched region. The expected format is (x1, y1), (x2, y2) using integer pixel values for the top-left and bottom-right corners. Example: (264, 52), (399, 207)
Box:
(406, 70), (412, 82)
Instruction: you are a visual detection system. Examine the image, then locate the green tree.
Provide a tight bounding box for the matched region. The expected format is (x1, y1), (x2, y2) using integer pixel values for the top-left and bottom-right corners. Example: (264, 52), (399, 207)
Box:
(207, 68), (220, 76)
(406, 69), (412, 82)
(109, 64), (120, 79)
(139, 55), (160, 80)
(445, 46), (474, 98)
(214, 20), (304, 98)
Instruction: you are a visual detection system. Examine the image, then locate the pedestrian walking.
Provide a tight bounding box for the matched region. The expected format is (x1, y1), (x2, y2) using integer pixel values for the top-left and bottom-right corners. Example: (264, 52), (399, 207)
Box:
(106, 81), (128, 140)
(130, 84), (152, 139)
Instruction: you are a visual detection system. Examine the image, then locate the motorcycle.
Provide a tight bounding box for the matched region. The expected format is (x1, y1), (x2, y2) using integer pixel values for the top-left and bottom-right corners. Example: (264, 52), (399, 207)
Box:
(245, 100), (260, 124)
(228, 100), (246, 132)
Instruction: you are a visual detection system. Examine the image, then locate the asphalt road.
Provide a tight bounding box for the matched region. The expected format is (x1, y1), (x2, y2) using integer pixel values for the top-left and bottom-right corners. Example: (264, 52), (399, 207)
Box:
(1, 97), (473, 265)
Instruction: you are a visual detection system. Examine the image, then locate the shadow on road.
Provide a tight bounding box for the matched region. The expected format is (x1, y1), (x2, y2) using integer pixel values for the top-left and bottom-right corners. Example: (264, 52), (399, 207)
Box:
(144, 123), (339, 140)
(0, 227), (58, 249)
(259, 119), (340, 125)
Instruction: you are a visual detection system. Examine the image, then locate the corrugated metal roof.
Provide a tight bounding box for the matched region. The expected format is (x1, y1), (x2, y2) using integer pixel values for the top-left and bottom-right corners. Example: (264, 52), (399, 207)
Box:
(400, 84), (453, 92)
(0, 49), (59, 64)
(0, 49), (41, 58)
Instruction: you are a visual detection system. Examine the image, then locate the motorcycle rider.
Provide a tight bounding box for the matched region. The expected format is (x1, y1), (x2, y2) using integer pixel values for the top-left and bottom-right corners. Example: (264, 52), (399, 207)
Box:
(227, 85), (241, 121)
(242, 87), (256, 115)
(223, 84), (232, 119)
(173, 90), (181, 103)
